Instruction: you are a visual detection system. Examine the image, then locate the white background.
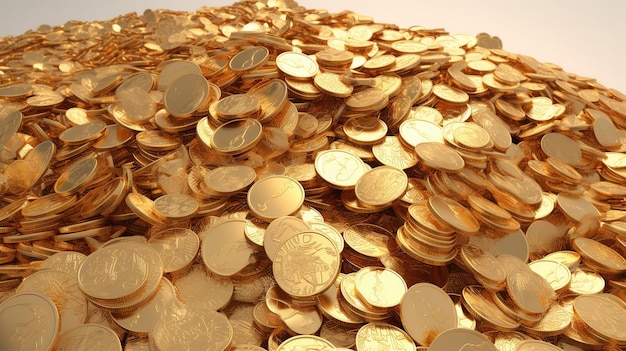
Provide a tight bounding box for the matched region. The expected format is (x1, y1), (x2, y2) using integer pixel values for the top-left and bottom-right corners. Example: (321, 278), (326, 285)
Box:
(1, 0), (625, 93)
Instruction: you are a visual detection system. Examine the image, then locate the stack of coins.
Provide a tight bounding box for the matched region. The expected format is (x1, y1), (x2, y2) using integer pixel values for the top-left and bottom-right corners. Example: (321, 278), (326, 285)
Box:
(2, 0), (626, 350)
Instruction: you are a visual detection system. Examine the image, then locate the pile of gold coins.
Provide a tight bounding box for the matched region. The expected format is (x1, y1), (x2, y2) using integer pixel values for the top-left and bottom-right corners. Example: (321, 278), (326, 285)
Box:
(1, 0), (626, 350)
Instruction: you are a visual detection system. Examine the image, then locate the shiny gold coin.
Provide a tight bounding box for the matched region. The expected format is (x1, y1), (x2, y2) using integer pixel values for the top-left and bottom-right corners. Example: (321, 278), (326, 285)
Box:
(0, 292), (59, 351)
(92, 124), (134, 151)
(342, 116), (388, 145)
(54, 155), (97, 196)
(0, 110), (22, 148)
(572, 237), (626, 275)
(211, 118), (263, 155)
(343, 223), (399, 259)
(354, 267), (407, 308)
(77, 245), (149, 300)
(314, 72), (354, 98)
(172, 264), (233, 311)
(414, 142), (465, 173)
(461, 285), (521, 331)
(428, 195), (480, 235)
(153, 193), (199, 221)
(515, 340), (563, 351)
(276, 51), (319, 79)
(4, 159), (33, 194)
(428, 327), (496, 351)
(163, 73), (210, 118)
(230, 46), (270, 72)
(460, 244), (506, 287)
(275, 335), (337, 351)
(111, 278), (179, 334)
(247, 175), (305, 221)
(58, 120), (106, 145)
(153, 307), (233, 351)
(136, 130), (183, 152)
(506, 268), (555, 315)
(314, 149), (368, 190)
(22, 193), (77, 218)
(345, 88), (388, 112)
(372, 135), (419, 170)
(355, 322), (415, 351)
(17, 269), (88, 335)
(354, 165), (408, 207)
(400, 282), (457, 346)
(201, 219), (255, 276)
(573, 294), (626, 345)
(248, 79), (288, 123)
(215, 94), (261, 119)
(273, 231), (340, 298)
(433, 83), (469, 104)
(263, 216), (310, 261)
(204, 164), (257, 195)
(528, 259), (571, 292)
(399, 119), (444, 147)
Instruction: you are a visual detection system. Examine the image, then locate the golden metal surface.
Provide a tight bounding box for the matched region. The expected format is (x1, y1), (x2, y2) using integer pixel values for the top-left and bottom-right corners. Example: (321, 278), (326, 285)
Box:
(0, 1), (625, 349)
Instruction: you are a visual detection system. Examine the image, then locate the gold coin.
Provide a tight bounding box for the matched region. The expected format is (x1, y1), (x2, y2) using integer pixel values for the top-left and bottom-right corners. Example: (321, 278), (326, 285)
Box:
(433, 83), (469, 104)
(461, 285), (521, 331)
(58, 120), (106, 145)
(148, 228), (199, 274)
(460, 244), (506, 287)
(54, 156), (97, 196)
(22, 193), (77, 218)
(506, 268), (555, 315)
(428, 328), (496, 351)
(247, 175), (305, 221)
(153, 193), (199, 221)
(230, 46), (270, 72)
(528, 259), (571, 292)
(572, 237), (626, 275)
(355, 322), (415, 351)
(215, 94), (261, 120)
(136, 130), (183, 152)
(276, 51), (319, 79)
(153, 307), (233, 351)
(342, 116), (388, 145)
(77, 245), (149, 300)
(399, 119), (444, 147)
(92, 124), (134, 151)
(372, 135), (419, 170)
(314, 149), (368, 190)
(414, 142), (465, 173)
(343, 223), (399, 259)
(573, 294), (626, 345)
(201, 219), (256, 276)
(428, 195), (480, 235)
(0, 110), (22, 148)
(172, 264), (233, 311)
(17, 269), (87, 335)
(400, 282), (457, 346)
(515, 340), (563, 351)
(0, 292), (59, 351)
(345, 87), (388, 112)
(273, 231), (340, 298)
(354, 165), (408, 207)
(354, 267), (406, 309)
(275, 335), (337, 351)
(111, 278), (178, 334)
(540, 133), (583, 166)
(4, 159), (34, 195)
(248, 79), (288, 123)
(263, 216), (310, 261)
(204, 164), (257, 195)
(568, 266), (605, 295)
(314, 72), (354, 98)
(211, 118), (263, 155)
